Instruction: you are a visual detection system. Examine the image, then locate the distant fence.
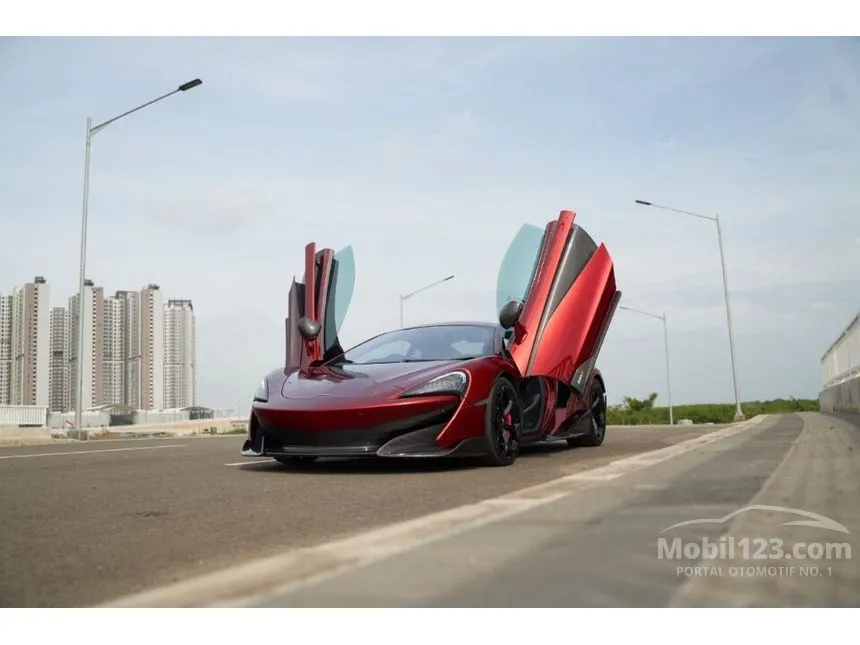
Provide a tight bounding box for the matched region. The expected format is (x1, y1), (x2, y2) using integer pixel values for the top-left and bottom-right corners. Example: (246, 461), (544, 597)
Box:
(0, 405), (48, 428)
(0, 406), (235, 430)
(819, 311), (860, 415)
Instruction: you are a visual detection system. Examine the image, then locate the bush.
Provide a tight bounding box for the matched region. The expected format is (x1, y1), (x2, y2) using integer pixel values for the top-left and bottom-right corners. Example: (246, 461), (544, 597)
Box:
(606, 393), (818, 425)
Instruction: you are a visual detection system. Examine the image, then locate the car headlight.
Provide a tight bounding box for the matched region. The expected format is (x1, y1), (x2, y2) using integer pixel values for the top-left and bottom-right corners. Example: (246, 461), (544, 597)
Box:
(400, 371), (468, 398)
(253, 377), (269, 403)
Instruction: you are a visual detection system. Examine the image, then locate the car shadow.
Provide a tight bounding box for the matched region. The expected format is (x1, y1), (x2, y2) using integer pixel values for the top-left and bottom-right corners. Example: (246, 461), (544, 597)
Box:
(236, 439), (572, 475)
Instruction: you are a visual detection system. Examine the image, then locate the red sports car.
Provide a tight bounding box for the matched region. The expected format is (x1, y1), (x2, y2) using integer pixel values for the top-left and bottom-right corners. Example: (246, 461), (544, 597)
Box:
(242, 210), (621, 467)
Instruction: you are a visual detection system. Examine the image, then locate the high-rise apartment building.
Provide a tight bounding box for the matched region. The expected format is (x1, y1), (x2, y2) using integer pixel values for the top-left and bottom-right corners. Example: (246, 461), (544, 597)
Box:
(9, 277), (50, 406)
(68, 280), (105, 410)
(164, 299), (196, 408)
(103, 295), (125, 406)
(2, 277), (198, 414)
(48, 306), (69, 412)
(139, 284), (164, 410)
(0, 294), (13, 405)
(114, 290), (141, 409)
(101, 290), (146, 408)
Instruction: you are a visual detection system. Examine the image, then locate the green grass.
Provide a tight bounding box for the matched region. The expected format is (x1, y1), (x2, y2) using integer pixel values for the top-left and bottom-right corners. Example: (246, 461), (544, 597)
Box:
(607, 396), (819, 426)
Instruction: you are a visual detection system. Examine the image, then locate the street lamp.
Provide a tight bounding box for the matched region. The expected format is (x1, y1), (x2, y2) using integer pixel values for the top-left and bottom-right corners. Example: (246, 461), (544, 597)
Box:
(73, 79), (203, 440)
(634, 199), (744, 421)
(399, 275), (455, 328)
(619, 305), (674, 426)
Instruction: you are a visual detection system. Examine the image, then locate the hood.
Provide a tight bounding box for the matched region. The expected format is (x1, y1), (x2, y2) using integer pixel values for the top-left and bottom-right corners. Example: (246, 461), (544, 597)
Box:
(279, 360), (465, 400)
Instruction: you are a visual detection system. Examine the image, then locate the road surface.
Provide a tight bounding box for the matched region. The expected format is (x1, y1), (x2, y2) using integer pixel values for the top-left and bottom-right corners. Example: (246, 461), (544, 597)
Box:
(0, 422), (720, 607)
(2, 413), (857, 607)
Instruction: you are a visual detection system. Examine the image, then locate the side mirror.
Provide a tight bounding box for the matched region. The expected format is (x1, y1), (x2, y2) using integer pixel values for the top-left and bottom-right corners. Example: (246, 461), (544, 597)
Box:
(499, 299), (523, 330)
(297, 317), (321, 341)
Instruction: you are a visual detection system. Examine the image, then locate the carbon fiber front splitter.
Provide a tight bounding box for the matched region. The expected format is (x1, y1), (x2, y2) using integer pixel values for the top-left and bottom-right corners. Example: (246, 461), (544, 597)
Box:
(241, 421), (489, 460)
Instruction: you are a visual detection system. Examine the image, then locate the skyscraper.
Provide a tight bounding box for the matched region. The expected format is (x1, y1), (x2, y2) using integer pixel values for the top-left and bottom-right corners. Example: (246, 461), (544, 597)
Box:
(114, 290), (141, 409)
(139, 284), (164, 410)
(48, 306), (69, 412)
(9, 277), (50, 406)
(164, 298), (196, 408)
(68, 279), (105, 410)
(0, 293), (13, 405)
(103, 295), (125, 406)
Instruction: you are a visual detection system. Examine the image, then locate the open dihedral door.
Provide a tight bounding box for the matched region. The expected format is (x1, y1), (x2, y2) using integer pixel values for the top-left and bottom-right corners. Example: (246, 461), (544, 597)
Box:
(497, 210), (621, 395)
(285, 242), (355, 372)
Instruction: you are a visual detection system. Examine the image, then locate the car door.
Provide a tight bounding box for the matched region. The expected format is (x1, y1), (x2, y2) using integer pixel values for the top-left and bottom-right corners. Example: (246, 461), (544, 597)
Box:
(285, 242), (355, 372)
(497, 210), (621, 395)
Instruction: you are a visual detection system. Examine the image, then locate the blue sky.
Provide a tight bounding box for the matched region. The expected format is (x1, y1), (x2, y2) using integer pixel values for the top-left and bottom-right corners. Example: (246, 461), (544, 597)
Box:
(1, 37), (858, 412)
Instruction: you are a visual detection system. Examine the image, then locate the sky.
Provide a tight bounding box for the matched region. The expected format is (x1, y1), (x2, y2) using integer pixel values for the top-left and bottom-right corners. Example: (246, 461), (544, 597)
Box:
(1, 36), (858, 413)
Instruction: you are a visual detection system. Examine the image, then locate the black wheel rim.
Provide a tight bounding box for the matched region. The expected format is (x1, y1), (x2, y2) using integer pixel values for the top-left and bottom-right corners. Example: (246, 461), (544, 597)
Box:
(591, 386), (606, 440)
(494, 385), (521, 458)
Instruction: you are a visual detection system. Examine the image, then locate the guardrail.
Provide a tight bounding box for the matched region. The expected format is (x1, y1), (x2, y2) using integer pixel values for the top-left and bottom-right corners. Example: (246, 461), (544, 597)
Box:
(819, 311), (860, 415)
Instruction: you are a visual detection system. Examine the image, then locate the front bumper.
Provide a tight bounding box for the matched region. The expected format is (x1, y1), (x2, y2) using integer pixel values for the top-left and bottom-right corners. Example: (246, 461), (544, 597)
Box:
(241, 405), (488, 459)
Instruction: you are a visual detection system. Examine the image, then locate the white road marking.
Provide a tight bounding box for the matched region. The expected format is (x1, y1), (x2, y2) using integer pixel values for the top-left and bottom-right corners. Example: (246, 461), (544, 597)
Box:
(0, 444), (186, 460)
(563, 471), (624, 481)
(224, 459), (274, 467)
(103, 415), (769, 608)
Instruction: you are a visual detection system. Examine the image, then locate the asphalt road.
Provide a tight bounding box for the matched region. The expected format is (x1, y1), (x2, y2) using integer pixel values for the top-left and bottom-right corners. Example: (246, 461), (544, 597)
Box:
(243, 412), (860, 608)
(0, 423), (723, 607)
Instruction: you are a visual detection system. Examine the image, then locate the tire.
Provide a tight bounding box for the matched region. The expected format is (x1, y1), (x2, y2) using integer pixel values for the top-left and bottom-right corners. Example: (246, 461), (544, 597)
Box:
(480, 377), (522, 467)
(568, 379), (607, 448)
(273, 455), (319, 466)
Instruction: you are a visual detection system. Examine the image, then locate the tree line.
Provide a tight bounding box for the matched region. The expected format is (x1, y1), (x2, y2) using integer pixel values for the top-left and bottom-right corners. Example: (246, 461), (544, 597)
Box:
(606, 392), (819, 425)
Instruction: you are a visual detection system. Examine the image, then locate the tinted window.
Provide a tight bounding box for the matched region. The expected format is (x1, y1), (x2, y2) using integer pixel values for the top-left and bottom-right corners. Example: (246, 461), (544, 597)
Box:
(336, 325), (496, 365)
(332, 246), (355, 332)
(496, 223), (545, 315)
(323, 245), (355, 356)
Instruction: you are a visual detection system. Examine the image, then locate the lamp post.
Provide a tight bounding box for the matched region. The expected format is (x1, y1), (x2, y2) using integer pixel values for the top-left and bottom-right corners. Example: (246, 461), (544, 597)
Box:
(634, 199), (744, 421)
(73, 79), (203, 440)
(399, 275), (455, 328)
(619, 305), (674, 425)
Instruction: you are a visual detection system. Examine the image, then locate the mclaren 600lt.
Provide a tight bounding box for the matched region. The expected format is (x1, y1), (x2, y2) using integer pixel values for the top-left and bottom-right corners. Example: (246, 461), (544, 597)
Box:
(242, 210), (621, 467)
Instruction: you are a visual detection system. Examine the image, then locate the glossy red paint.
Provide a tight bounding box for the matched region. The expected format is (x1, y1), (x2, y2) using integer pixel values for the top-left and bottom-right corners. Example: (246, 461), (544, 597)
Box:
(510, 215), (565, 376)
(285, 278), (303, 372)
(257, 338), (515, 444)
(302, 242), (322, 368)
(435, 355), (519, 450)
(507, 210), (620, 397)
(255, 389), (459, 433)
(252, 209), (620, 462)
(529, 244), (617, 380)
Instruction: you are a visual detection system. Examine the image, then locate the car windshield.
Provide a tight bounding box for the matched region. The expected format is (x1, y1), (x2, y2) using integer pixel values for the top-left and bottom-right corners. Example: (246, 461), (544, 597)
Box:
(334, 325), (496, 365)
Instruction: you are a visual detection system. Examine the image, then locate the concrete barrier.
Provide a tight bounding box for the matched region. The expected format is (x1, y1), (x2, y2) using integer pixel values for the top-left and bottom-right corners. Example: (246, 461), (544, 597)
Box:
(819, 310), (860, 416)
(819, 373), (860, 416)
